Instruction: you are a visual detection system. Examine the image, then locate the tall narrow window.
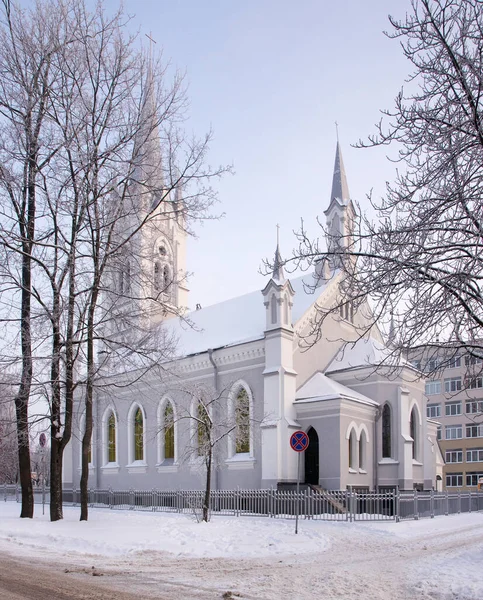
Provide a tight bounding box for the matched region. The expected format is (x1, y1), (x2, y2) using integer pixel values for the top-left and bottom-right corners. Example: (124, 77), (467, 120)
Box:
(235, 389), (250, 454)
(134, 408), (144, 461)
(359, 430), (366, 470)
(197, 403), (209, 456)
(271, 294), (277, 324)
(163, 265), (170, 292)
(283, 294), (289, 325)
(349, 429), (357, 469)
(382, 403), (391, 458)
(108, 412), (116, 463)
(154, 262), (161, 291)
(164, 403), (174, 460)
(410, 406), (418, 460)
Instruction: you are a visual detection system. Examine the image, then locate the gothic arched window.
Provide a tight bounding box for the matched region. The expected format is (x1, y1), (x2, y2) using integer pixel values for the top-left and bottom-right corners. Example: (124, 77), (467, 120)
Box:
(134, 407), (144, 461)
(359, 429), (366, 470)
(108, 412), (116, 463)
(382, 403), (392, 458)
(235, 388), (250, 454)
(164, 402), (174, 460)
(197, 403), (209, 457)
(348, 428), (357, 469)
(154, 261), (161, 291)
(271, 294), (277, 324)
(163, 265), (170, 292)
(410, 406), (419, 460)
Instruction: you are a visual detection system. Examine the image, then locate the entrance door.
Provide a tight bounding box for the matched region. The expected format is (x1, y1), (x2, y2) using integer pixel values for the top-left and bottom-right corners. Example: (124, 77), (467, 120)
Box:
(304, 427), (319, 485)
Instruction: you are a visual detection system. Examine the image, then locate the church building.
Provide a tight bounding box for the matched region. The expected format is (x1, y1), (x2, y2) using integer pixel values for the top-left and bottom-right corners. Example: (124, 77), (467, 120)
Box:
(64, 128), (443, 493)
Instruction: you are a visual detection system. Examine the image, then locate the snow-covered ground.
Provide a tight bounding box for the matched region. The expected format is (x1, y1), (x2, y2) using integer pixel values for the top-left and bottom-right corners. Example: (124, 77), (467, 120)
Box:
(1, 502), (483, 599)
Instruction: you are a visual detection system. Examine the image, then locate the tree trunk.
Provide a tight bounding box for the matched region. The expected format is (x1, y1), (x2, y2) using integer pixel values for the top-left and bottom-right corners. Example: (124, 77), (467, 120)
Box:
(14, 392), (33, 518)
(80, 292), (99, 521)
(203, 447), (212, 522)
(49, 436), (63, 521)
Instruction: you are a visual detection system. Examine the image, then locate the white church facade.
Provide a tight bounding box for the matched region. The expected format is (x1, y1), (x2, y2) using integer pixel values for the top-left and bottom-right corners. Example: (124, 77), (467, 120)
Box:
(64, 135), (444, 493)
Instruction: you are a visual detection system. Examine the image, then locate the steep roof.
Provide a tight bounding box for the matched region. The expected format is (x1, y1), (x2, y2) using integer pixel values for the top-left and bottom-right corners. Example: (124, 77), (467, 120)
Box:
(164, 272), (328, 357)
(296, 371), (378, 406)
(326, 337), (391, 373)
(328, 141), (350, 206)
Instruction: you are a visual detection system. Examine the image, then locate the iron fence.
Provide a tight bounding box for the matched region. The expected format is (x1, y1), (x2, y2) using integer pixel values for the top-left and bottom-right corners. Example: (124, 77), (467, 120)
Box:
(3, 484), (483, 522)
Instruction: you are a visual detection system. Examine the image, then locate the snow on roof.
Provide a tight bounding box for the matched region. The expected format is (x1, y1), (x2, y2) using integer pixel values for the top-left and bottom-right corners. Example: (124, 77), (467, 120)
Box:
(163, 272), (327, 357)
(296, 371), (378, 406)
(326, 337), (390, 373)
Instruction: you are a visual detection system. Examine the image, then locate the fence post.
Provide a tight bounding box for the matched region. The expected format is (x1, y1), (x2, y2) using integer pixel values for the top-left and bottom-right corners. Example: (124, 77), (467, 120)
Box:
(347, 486), (352, 522)
(445, 490), (449, 516)
(236, 486), (240, 517)
(129, 488), (134, 510)
(395, 489), (400, 523)
(430, 489), (434, 518)
(458, 489), (461, 514)
(414, 489), (419, 520)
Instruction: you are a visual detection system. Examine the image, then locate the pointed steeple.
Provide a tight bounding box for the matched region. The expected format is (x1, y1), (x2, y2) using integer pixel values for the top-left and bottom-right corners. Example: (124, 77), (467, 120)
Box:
(132, 55), (163, 206)
(323, 141), (356, 268)
(330, 141), (351, 204)
(272, 225), (285, 282)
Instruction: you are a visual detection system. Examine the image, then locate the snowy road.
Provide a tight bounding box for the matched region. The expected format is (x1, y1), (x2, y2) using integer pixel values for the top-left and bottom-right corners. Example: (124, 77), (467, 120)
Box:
(1, 504), (483, 599)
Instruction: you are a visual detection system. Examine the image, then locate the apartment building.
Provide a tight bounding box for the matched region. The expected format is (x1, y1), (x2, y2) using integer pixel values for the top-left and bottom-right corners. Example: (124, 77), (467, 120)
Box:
(420, 354), (483, 491)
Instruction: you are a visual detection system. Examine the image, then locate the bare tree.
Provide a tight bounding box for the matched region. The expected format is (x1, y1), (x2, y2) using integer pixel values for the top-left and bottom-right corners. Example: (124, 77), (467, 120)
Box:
(0, 0), (225, 521)
(279, 0), (483, 384)
(173, 382), (252, 522)
(0, 390), (18, 484)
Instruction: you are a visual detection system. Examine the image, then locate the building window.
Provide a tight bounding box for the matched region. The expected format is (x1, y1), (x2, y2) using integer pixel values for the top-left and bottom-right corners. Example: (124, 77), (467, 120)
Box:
(445, 450), (462, 463)
(359, 429), (366, 470)
(427, 404), (441, 418)
(235, 388), (250, 454)
(154, 261), (161, 291)
(108, 412), (116, 463)
(382, 404), (391, 458)
(410, 406), (419, 460)
(466, 401), (483, 414)
(446, 473), (463, 487)
(466, 472), (483, 487)
(349, 429), (357, 469)
(466, 424), (483, 438)
(467, 448), (483, 463)
(445, 424), (462, 440)
(134, 408), (144, 461)
(448, 356), (461, 369)
(445, 402), (462, 416)
(163, 265), (170, 293)
(425, 381), (441, 396)
(411, 360), (421, 370)
(437, 426), (442, 440)
(164, 403), (174, 460)
(444, 377), (462, 393)
(465, 354), (483, 366)
(271, 294), (277, 325)
(426, 358), (439, 372)
(466, 378), (483, 390)
(197, 403), (210, 457)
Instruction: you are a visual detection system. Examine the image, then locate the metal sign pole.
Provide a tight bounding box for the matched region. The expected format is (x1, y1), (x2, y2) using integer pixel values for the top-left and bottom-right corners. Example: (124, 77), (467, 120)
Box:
(295, 451), (301, 534)
(41, 449), (45, 515)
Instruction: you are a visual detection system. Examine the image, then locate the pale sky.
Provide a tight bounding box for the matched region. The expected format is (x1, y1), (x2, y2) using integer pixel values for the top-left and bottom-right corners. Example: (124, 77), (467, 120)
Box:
(105, 1), (410, 308)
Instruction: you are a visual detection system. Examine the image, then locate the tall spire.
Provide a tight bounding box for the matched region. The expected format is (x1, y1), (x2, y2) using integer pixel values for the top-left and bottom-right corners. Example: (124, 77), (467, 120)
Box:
(272, 224), (285, 282)
(330, 141), (351, 204)
(132, 51), (163, 204)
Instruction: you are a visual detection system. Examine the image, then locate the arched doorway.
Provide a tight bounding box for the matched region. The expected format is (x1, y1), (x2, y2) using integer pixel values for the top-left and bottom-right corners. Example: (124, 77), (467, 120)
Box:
(304, 427), (319, 485)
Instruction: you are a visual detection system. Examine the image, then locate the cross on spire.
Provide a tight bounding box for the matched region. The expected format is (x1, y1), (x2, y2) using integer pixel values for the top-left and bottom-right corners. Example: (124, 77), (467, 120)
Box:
(145, 32), (157, 64)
